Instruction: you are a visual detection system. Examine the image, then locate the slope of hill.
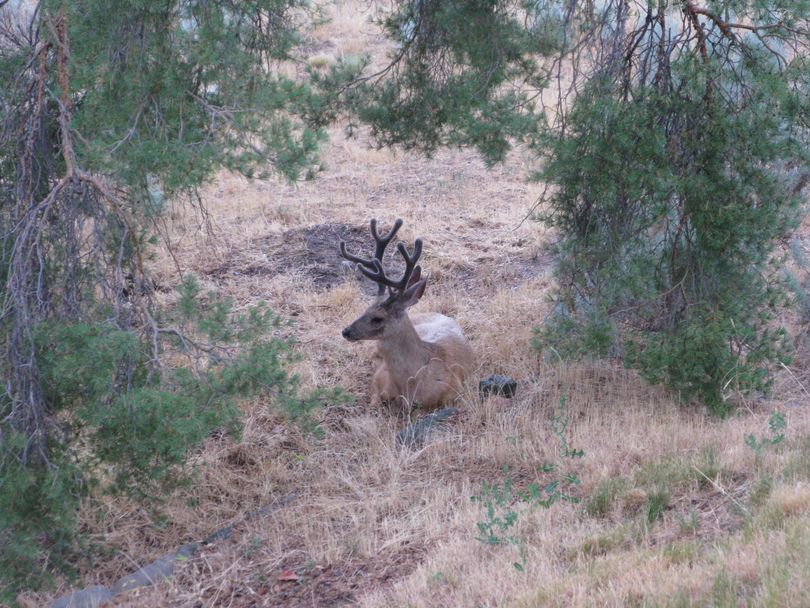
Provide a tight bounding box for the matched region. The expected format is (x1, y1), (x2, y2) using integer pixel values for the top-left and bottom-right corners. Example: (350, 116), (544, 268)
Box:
(26, 2), (810, 606)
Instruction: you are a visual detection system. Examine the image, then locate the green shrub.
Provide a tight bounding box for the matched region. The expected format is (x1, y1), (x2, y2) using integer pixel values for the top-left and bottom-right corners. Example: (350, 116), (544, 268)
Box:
(535, 72), (800, 413)
(0, 276), (340, 598)
(0, 433), (81, 593)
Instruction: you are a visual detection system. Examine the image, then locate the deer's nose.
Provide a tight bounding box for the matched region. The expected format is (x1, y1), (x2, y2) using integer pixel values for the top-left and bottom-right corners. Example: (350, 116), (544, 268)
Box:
(342, 327), (351, 339)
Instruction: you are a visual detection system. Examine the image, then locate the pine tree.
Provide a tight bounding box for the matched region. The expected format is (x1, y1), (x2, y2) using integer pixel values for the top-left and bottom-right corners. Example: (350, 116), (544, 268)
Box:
(0, 0), (349, 594)
(533, 3), (810, 412)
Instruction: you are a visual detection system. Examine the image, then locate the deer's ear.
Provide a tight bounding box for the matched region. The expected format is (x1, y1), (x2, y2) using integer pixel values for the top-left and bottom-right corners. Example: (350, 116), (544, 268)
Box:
(400, 277), (427, 308)
(405, 265), (422, 288)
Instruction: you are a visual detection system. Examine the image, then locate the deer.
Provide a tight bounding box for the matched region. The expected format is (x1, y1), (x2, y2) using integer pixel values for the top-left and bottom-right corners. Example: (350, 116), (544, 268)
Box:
(340, 218), (475, 415)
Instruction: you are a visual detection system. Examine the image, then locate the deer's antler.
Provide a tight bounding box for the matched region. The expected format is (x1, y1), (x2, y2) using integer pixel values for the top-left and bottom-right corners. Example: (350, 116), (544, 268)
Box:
(340, 218), (403, 295)
(340, 218), (422, 298)
(358, 240), (422, 297)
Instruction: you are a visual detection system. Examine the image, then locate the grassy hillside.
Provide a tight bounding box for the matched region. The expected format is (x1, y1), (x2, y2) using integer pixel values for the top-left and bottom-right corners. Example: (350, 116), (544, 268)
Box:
(24, 1), (810, 606)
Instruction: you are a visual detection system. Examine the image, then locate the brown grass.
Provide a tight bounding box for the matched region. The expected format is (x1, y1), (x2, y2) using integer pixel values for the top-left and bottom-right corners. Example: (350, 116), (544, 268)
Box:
(23, 1), (810, 607)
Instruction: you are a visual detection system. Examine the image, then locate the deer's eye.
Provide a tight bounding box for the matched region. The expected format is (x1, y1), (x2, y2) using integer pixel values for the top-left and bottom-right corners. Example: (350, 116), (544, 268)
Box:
(371, 317), (384, 325)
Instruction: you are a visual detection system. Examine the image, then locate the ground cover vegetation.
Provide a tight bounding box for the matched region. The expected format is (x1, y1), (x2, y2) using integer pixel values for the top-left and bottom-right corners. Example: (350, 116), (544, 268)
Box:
(1, 0), (809, 604)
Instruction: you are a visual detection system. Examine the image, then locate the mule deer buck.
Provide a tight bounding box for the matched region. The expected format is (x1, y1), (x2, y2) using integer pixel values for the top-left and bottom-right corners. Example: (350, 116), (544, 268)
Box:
(340, 219), (474, 414)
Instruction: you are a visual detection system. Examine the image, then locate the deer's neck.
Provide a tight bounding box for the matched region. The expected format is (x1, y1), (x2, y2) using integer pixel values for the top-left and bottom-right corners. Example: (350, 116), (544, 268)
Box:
(376, 315), (434, 375)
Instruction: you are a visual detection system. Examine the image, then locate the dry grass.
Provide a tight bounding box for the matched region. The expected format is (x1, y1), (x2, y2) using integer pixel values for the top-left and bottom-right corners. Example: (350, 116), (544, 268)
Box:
(22, 1), (810, 607)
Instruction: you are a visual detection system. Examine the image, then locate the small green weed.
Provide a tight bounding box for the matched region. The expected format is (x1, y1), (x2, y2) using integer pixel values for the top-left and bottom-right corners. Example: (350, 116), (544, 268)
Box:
(745, 411), (786, 455)
(646, 489), (670, 523)
(472, 392), (583, 571)
(586, 477), (628, 518)
(552, 393), (585, 459)
(243, 535), (264, 559)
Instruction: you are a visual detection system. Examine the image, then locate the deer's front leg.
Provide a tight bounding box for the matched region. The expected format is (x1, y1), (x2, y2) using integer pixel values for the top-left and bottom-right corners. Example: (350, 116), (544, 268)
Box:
(371, 363), (394, 406)
(371, 365), (412, 417)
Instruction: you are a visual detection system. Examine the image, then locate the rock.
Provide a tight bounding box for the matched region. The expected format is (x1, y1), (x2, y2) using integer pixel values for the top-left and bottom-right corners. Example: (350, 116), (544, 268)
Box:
(397, 407), (460, 448)
(111, 542), (198, 594)
(203, 524), (233, 544)
(245, 496), (295, 520)
(479, 374), (517, 399)
(47, 501), (295, 607)
(50, 586), (114, 608)
(111, 555), (175, 593)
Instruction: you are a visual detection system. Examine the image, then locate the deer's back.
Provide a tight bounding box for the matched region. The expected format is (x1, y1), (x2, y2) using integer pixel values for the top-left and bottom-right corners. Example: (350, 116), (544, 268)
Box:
(410, 312), (465, 343)
(411, 312), (474, 372)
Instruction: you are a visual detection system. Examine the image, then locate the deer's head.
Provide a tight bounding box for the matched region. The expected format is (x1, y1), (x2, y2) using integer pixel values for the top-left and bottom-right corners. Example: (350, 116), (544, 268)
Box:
(340, 219), (427, 342)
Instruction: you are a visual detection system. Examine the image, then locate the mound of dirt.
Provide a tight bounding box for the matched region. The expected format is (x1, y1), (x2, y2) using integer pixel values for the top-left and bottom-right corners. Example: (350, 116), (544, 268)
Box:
(208, 222), (390, 291)
(207, 222), (552, 295)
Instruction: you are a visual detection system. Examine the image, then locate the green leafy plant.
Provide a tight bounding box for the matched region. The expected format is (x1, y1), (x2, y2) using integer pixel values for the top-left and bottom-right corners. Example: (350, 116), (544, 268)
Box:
(471, 477), (526, 572)
(552, 393), (584, 459)
(472, 393), (582, 571)
(745, 411), (787, 455)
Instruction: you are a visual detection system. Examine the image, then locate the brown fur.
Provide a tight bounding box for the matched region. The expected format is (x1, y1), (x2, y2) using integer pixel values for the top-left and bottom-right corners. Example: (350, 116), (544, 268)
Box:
(343, 294), (474, 415)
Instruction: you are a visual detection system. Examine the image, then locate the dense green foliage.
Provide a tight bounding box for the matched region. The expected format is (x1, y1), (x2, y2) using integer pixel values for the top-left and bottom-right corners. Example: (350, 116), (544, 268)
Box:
(0, 0), (350, 597)
(49, 0), (337, 187)
(533, 14), (809, 412)
(350, 0), (550, 164)
(1, 276), (337, 596)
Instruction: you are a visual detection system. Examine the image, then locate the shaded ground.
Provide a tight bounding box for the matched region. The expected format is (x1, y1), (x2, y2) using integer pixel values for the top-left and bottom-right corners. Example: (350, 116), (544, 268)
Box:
(131, 527), (427, 608)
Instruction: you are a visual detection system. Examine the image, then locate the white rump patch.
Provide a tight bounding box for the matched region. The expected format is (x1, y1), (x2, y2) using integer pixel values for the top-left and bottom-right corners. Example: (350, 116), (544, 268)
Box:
(413, 314), (465, 344)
